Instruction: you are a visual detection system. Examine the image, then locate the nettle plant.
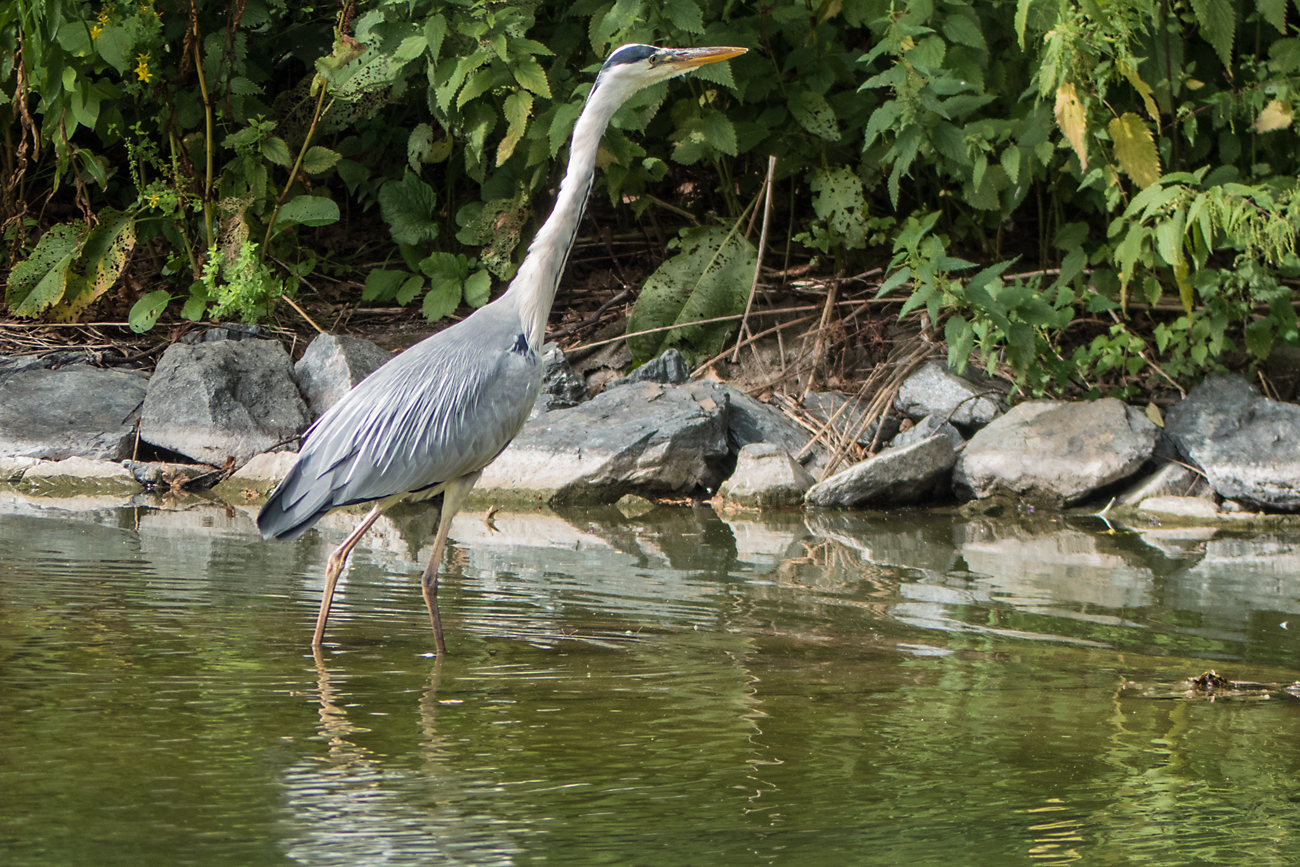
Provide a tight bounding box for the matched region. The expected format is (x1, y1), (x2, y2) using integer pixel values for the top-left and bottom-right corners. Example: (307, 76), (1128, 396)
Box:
(859, 0), (1300, 395)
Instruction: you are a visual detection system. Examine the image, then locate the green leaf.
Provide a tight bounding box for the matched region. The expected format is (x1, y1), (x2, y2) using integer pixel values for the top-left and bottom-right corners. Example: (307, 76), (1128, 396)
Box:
(497, 90), (533, 166)
(1015, 0), (1032, 48)
(129, 290), (171, 333)
(549, 101), (582, 156)
(1259, 0), (1288, 33)
(275, 196), (341, 228)
(463, 269), (492, 307)
(302, 146), (341, 175)
(395, 275), (425, 306)
(459, 66), (507, 110)
(512, 54), (552, 98)
(1190, 0), (1235, 69)
(378, 172), (439, 245)
(863, 101), (901, 151)
(665, 0), (706, 33)
(1245, 318), (1274, 358)
(1054, 81), (1088, 170)
(942, 14), (986, 51)
(6, 224), (81, 315)
(262, 136), (292, 167)
(1109, 113), (1160, 188)
(945, 315), (976, 371)
(809, 167), (868, 249)
(1000, 146), (1021, 184)
(52, 208), (135, 323)
(699, 113), (738, 155)
(419, 252), (468, 284)
(1154, 218), (1183, 267)
(394, 34), (427, 63)
(408, 123), (435, 171)
(789, 89), (840, 141)
(363, 269), (413, 302)
(422, 274), (462, 321)
(626, 225), (758, 366)
(424, 14), (449, 65)
(181, 288), (208, 321)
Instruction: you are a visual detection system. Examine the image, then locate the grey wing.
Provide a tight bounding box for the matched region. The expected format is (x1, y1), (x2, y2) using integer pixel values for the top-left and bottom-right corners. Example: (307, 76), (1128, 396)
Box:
(258, 309), (541, 539)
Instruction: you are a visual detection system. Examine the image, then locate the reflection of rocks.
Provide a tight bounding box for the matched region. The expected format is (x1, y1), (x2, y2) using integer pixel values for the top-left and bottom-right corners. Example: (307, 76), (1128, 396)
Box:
(1166, 536), (1300, 628)
(1132, 526), (1217, 559)
(955, 521), (1156, 610)
(721, 514), (809, 567)
(802, 511), (963, 576)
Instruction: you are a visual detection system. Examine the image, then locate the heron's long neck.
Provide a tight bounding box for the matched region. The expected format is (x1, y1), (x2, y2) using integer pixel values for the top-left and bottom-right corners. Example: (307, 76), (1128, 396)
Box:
(503, 93), (618, 349)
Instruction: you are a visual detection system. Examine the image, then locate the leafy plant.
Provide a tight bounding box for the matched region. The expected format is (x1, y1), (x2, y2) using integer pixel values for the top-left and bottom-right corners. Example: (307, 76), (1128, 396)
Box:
(626, 223), (757, 367)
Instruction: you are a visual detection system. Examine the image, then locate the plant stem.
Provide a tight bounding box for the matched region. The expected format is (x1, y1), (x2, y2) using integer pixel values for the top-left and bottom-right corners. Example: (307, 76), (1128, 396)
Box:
(262, 91), (334, 251)
(193, 40), (215, 253)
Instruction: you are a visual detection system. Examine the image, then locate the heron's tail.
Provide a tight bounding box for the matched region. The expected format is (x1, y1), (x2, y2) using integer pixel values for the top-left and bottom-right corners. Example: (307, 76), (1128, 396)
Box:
(257, 460), (330, 541)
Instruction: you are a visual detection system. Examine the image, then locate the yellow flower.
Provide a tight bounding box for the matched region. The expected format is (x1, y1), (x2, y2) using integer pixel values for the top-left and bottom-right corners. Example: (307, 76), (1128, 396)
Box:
(145, 193), (162, 208)
(91, 23), (103, 39)
(135, 53), (152, 83)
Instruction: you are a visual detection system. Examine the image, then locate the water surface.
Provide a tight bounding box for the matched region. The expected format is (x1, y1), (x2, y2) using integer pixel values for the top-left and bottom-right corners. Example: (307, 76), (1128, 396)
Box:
(3, 494), (1300, 865)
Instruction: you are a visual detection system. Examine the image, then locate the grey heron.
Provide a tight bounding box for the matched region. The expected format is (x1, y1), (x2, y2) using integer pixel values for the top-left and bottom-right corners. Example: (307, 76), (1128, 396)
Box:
(258, 43), (746, 653)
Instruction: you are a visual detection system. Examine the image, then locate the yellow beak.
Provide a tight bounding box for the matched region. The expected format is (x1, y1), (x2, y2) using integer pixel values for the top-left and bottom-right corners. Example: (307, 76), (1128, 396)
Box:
(662, 46), (748, 70)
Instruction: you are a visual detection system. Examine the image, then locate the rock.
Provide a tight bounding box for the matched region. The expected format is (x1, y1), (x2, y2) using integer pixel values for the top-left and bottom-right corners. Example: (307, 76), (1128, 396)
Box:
(140, 339), (310, 468)
(17, 457), (143, 496)
(475, 381), (730, 506)
(619, 348), (689, 386)
(1164, 372), (1300, 511)
(615, 493), (657, 518)
(1116, 462), (1212, 507)
(0, 364), (147, 461)
(890, 413), (965, 450)
(953, 398), (1158, 507)
(715, 443), (815, 509)
(536, 343), (588, 412)
(805, 433), (958, 508)
(1138, 496), (1220, 518)
(122, 461), (217, 488)
(0, 456), (40, 483)
(719, 385), (820, 464)
(293, 333), (392, 417)
(212, 450), (301, 502)
(894, 361), (1005, 429)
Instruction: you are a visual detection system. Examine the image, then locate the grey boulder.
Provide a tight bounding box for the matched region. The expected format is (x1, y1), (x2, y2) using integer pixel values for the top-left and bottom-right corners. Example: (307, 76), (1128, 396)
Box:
(536, 343), (589, 412)
(805, 433), (959, 508)
(0, 362), (147, 461)
(954, 398), (1158, 507)
(1164, 372), (1300, 510)
(293, 333), (392, 417)
(140, 339), (310, 467)
(716, 443), (815, 509)
(476, 380), (730, 505)
(895, 361), (1005, 429)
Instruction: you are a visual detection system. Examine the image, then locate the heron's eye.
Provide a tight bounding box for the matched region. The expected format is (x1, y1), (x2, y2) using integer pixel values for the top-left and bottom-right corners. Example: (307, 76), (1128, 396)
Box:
(648, 54), (660, 66)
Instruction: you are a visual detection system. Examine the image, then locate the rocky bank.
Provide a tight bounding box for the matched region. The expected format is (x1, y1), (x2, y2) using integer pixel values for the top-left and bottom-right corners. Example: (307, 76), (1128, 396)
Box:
(2, 329), (1298, 526)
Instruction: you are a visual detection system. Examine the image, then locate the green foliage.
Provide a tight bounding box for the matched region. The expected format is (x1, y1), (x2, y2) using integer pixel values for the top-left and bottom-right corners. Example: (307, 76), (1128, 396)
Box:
(202, 241), (286, 324)
(2, 0), (1297, 396)
(626, 224), (757, 367)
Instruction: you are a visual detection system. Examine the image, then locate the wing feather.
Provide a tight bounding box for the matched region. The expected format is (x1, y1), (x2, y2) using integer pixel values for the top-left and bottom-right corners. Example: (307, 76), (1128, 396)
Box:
(258, 304), (540, 539)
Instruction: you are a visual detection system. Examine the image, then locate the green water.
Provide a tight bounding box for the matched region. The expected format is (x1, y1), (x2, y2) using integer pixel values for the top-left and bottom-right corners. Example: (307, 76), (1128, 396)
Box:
(3, 496), (1300, 866)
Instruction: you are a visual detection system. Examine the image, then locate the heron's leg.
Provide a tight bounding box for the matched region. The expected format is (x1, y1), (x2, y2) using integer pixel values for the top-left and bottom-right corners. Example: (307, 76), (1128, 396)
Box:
(313, 503), (386, 648)
(419, 472), (480, 655)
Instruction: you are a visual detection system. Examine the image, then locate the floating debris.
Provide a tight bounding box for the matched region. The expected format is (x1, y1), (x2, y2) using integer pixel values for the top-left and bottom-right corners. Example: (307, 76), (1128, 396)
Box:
(1121, 670), (1300, 701)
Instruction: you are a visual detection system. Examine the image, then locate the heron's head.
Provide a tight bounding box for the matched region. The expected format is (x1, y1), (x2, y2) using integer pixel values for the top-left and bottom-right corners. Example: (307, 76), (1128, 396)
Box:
(588, 44), (747, 107)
